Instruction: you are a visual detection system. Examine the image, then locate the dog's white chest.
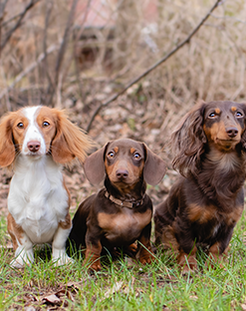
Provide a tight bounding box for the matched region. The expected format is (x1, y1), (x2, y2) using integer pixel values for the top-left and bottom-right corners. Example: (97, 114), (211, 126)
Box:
(8, 157), (69, 244)
(21, 204), (58, 243)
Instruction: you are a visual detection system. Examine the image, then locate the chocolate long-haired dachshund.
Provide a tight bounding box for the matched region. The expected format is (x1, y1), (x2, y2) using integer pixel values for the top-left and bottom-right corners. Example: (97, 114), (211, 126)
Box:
(154, 100), (246, 271)
(68, 138), (166, 271)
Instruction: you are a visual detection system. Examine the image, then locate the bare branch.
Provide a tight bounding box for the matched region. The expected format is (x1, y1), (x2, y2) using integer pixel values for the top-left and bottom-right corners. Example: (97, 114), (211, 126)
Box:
(0, 0), (8, 20)
(86, 0), (224, 132)
(0, 43), (59, 101)
(2, 2), (33, 27)
(0, 0), (8, 19)
(73, 0), (92, 101)
(47, 0), (79, 106)
(0, 0), (41, 51)
(43, 0), (54, 101)
(0, 0), (9, 57)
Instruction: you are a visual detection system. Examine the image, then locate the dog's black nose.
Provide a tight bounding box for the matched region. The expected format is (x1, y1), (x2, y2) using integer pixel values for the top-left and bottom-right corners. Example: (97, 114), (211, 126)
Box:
(116, 169), (129, 179)
(27, 141), (41, 152)
(226, 127), (238, 138)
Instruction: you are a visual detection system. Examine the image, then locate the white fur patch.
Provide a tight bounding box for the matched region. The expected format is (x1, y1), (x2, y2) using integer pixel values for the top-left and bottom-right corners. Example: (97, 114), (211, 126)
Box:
(22, 106), (46, 156)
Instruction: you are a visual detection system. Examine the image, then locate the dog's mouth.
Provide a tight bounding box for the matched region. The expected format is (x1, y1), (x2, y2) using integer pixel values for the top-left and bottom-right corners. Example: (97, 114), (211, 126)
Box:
(25, 151), (44, 158)
(112, 179), (136, 187)
(215, 137), (240, 149)
(111, 178), (140, 190)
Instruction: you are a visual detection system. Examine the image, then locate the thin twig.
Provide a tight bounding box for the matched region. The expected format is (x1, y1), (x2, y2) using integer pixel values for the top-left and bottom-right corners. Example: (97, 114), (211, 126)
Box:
(73, 0), (92, 101)
(43, 0), (54, 102)
(86, 0), (223, 132)
(0, 0), (41, 51)
(2, 2), (37, 27)
(0, 43), (59, 101)
(0, 0), (9, 57)
(47, 0), (79, 106)
(0, 0), (9, 18)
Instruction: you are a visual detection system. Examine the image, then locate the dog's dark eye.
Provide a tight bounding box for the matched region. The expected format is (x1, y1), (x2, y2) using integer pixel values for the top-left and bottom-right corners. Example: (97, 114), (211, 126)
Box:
(42, 121), (50, 127)
(133, 153), (141, 160)
(107, 151), (115, 158)
(208, 112), (216, 118)
(235, 111), (243, 118)
(17, 122), (24, 128)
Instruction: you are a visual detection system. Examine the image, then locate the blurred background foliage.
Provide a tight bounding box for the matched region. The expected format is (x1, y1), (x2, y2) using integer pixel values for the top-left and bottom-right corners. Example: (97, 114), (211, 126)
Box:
(0, 0), (246, 206)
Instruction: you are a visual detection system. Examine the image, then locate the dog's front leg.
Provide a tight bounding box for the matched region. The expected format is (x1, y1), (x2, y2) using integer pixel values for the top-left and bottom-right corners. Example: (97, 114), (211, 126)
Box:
(84, 226), (102, 271)
(138, 222), (155, 265)
(206, 236), (231, 269)
(7, 213), (34, 268)
(52, 218), (73, 266)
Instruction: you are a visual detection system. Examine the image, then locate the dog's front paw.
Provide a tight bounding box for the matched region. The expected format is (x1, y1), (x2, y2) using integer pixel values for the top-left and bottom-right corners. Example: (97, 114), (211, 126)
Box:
(139, 254), (154, 265)
(52, 249), (74, 266)
(139, 248), (155, 265)
(84, 259), (101, 272)
(178, 252), (198, 273)
(10, 248), (34, 268)
(83, 254), (101, 271)
(205, 252), (226, 270)
(10, 257), (28, 269)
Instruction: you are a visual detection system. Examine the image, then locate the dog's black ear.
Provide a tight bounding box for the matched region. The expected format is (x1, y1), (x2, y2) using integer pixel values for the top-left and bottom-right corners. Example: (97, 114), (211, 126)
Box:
(84, 143), (109, 185)
(142, 144), (166, 186)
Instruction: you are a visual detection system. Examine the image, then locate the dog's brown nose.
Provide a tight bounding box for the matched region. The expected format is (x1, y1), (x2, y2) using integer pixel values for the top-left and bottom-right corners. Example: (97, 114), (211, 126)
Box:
(27, 141), (41, 152)
(226, 127), (238, 138)
(116, 169), (128, 179)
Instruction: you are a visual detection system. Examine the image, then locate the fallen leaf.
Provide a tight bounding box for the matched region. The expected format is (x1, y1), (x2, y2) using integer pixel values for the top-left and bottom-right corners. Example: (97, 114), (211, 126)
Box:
(42, 294), (61, 305)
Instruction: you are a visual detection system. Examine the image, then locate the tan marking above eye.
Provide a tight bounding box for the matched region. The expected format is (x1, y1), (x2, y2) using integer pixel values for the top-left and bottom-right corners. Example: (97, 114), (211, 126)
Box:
(231, 106), (237, 112)
(113, 147), (118, 153)
(130, 148), (136, 154)
(215, 108), (220, 114)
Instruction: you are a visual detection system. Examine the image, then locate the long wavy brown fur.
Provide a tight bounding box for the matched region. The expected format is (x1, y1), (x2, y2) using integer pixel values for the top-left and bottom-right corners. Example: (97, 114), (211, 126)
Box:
(171, 101), (207, 177)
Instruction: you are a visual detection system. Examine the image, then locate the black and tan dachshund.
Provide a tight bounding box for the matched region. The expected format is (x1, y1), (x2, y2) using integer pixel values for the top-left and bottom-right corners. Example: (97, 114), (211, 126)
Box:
(154, 100), (246, 271)
(69, 138), (166, 271)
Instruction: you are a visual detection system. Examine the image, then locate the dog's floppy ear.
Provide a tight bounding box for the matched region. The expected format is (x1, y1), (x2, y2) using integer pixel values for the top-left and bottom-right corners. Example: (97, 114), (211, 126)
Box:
(240, 103), (246, 150)
(172, 101), (207, 177)
(0, 112), (16, 167)
(142, 144), (166, 186)
(84, 143), (109, 185)
(51, 109), (93, 164)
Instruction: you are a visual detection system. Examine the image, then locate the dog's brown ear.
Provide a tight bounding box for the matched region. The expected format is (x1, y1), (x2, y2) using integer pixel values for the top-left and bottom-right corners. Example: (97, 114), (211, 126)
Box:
(172, 101), (206, 177)
(240, 103), (246, 149)
(0, 113), (16, 167)
(51, 109), (93, 164)
(142, 144), (166, 186)
(84, 143), (109, 185)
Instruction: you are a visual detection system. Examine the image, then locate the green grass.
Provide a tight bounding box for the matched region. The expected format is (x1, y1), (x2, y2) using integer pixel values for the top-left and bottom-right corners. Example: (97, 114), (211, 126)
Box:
(0, 212), (246, 310)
